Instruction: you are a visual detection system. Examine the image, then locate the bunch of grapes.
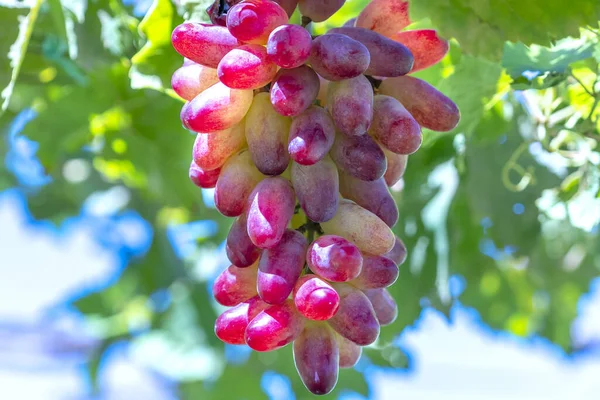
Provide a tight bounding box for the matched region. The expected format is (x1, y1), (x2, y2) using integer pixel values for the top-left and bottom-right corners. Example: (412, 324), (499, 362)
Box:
(172, 0), (459, 395)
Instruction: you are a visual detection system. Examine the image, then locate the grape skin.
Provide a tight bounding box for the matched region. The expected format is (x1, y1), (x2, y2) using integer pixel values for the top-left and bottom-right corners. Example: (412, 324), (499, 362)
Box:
(226, 0), (289, 44)
(217, 44), (278, 90)
(270, 66), (320, 117)
(350, 254), (399, 289)
(326, 74), (373, 136)
(381, 145), (408, 187)
(309, 34), (370, 82)
(370, 94), (422, 155)
(355, 0), (411, 38)
(335, 332), (362, 368)
(293, 275), (340, 321)
(391, 29), (449, 72)
(267, 24), (313, 69)
(364, 288), (398, 326)
(291, 157), (339, 223)
(171, 62), (219, 101)
(214, 296), (269, 345)
(172, 23), (241, 68)
(213, 262), (258, 306)
(189, 161), (220, 189)
(192, 122), (247, 171)
(330, 132), (387, 181)
(383, 236), (407, 265)
(288, 105), (336, 166)
(245, 299), (305, 351)
(306, 235), (363, 282)
(226, 213), (262, 268)
(298, 0), (345, 22)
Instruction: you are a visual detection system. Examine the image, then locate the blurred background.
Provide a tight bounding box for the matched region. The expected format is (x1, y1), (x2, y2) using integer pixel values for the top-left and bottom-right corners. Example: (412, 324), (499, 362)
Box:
(1, 0), (600, 399)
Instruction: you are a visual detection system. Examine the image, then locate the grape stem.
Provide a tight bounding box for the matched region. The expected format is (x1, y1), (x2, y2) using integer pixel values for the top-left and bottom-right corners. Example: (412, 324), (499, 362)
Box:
(296, 218), (321, 244)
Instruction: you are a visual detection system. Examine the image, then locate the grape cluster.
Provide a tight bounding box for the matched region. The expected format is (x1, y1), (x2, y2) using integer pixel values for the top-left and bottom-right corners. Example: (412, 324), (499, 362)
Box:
(172, 0), (459, 395)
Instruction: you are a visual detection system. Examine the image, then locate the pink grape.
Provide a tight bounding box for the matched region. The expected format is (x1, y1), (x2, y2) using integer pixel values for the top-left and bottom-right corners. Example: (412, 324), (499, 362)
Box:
(226, 0), (288, 44)
(214, 150), (263, 217)
(192, 122), (246, 171)
(257, 229), (307, 304)
(306, 235), (363, 282)
(288, 106), (336, 166)
(330, 132), (387, 181)
(293, 275), (340, 321)
(267, 24), (312, 69)
(355, 0), (411, 38)
(364, 288), (398, 325)
(270, 66), (320, 117)
(391, 29), (449, 72)
(246, 177), (296, 248)
(189, 161), (220, 189)
(382, 236), (407, 265)
(370, 95), (422, 155)
(217, 44), (277, 90)
(171, 62), (219, 101)
(326, 74), (373, 136)
(171, 23), (241, 68)
(328, 283), (380, 345)
(379, 75), (460, 132)
(351, 254), (398, 289)
(226, 213), (262, 268)
(214, 296), (269, 345)
(213, 263), (258, 306)
(309, 34), (370, 81)
(293, 324), (339, 395)
(291, 157), (339, 222)
(382, 146), (408, 187)
(298, 0), (344, 22)
(336, 333), (362, 368)
(245, 299), (305, 351)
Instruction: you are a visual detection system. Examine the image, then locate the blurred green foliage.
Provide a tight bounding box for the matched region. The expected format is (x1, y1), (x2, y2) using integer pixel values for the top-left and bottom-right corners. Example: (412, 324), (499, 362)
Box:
(1, 0), (600, 398)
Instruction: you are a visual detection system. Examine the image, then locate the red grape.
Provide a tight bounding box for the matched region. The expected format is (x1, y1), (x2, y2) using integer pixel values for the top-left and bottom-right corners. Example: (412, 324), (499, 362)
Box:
(383, 236), (407, 265)
(355, 0), (410, 38)
(267, 24), (312, 69)
(226, 0), (289, 45)
(370, 94), (422, 155)
(172, 23), (241, 68)
(326, 74), (373, 136)
(351, 254), (399, 289)
(330, 132), (387, 181)
(328, 283), (380, 345)
(213, 263), (258, 306)
(270, 66), (320, 117)
(189, 161), (220, 189)
(226, 213), (262, 268)
(293, 323), (339, 395)
(288, 105), (336, 166)
(298, 0), (344, 22)
(217, 44), (278, 90)
(307, 235), (363, 282)
(391, 29), (449, 72)
(171, 62), (219, 101)
(214, 296), (269, 344)
(364, 288), (398, 325)
(309, 34), (370, 81)
(192, 122), (246, 171)
(293, 275), (340, 321)
(291, 157), (339, 222)
(245, 299), (305, 351)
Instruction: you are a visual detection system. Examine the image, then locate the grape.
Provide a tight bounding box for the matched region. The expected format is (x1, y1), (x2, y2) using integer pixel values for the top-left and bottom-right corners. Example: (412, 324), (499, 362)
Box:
(192, 122), (246, 171)
(214, 150), (264, 217)
(213, 262), (258, 306)
(330, 132), (386, 181)
(226, 213), (262, 268)
(298, 0), (345, 22)
(327, 283), (380, 345)
(379, 76), (460, 132)
(245, 93), (291, 175)
(189, 161), (220, 189)
(338, 172), (398, 228)
(247, 177), (296, 248)
(326, 74), (373, 136)
(351, 254), (398, 289)
(172, 23), (241, 68)
(355, 0), (410, 38)
(328, 27), (413, 77)
(321, 199), (395, 255)
(273, 0), (298, 16)
(217, 44), (278, 90)
(288, 105), (336, 165)
(267, 24), (312, 69)
(171, 62), (219, 101)
(369, 95), (422, 155)
(293, 324), (339, 395)
(391, 29), (449, 72)
(293, 275), (340, 321)
(335, 333), (362, 368)
(383, 236), (407, 265)
(226, 0), (289, 44)
(257, 229), (307, 303)
(381, 146), (408, 187)
(343, 17), (356, 27)
(270, 66), (320, 117)
(364, 288), (398, 325)
(214, 296), (269, 345)
(291, 157), (339, 222)
(307, 235), (363, 282)
(245, 299), (305, 351)
(309, 34), (370, 81)
(181, 82), (253, 132)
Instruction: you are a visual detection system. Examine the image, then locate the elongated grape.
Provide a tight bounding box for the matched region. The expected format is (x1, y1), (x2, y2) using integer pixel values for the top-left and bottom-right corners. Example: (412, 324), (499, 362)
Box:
(291, 157), (339, 222)
(192, 123), (246, 171)
(214, 296), (269, 345)
(382, 146), (408, 187)
(379, 76), (460, 132)
(267, 24), (312, 69)
(294, 275), (340, 321)
(355, 0), (410, 38)
(217, 44), (277, 90)
(226, 213), (262, 268)
(171, 62), (219, 101)
(298, 0), (344, 22)
(214, 150), (263, 217)
(257, 229), (307, 304)
(226, 0), (288, 44)
(245, 93), (291, 175)
(321, 199), (395, 255)
(288, 106), (335, 165)
(391, 29), (449, 72)
(245, 300), (305, 351)
(270, 66), (320, 117)
(330, 133), (386, 181)
(247, 177), (296, 248)
(351, 254), (398, 289)
(294, 324), (339, 395)
(383, 236), (407, 265)
(181, 82), (253, 132)
(370, 95), (421, 155)
(326, 74), (373, 136)
(307, 235), (363, 282)
(338, 172), (398, 227)
(274, 0), (298, 16)
(189, 161), (220, 189)
(213, 262), (258, 306)
(172, 23), (241, 68)
(364, 288), (398, 325)
(329, 27), (413, 77)
(309, 34), (370, 81)
(335, 333), (362, 368)
(328, 283), (379, 345)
